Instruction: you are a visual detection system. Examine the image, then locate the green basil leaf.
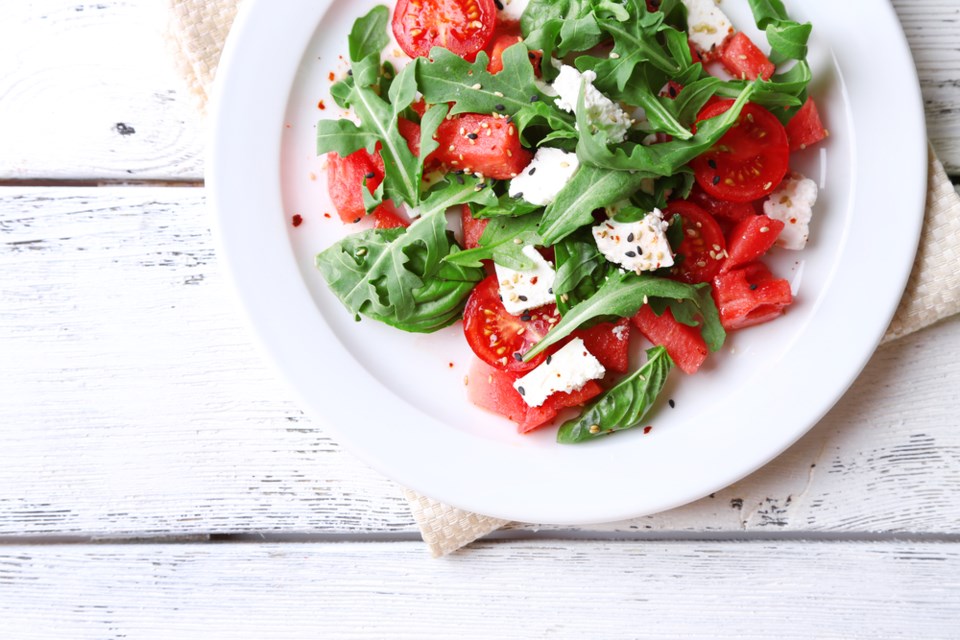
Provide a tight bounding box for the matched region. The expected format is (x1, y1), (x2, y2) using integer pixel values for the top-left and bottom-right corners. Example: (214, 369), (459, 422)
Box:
(557, 346), (673, 443)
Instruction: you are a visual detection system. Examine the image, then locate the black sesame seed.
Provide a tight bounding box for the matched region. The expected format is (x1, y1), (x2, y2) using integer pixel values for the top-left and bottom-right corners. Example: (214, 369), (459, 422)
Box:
(494, 104), (506, 112)
(467, 132), (478, 139)
(636, 245), (643, 255)
(547, 288), (553, 294)
(347, 69), (353, 76)
(455, 169), (465, 174)
(514, 192), (524, 199)
(520, 314), (531, 322)
(707, 159), (717, 169)
(627, 232), (635, 243)
(625, 251), (637, 257)
(517, 386), (526, 396)
(749, 283), (759, 290)
(352, 218), (361, 223)
(364, 171), (376, 179)
(528, 167), (537, 176)
(668, 85), (677, 98)
(668, 399), (675, 408)
(712, 175), (721, 185)
(530, 94), (539, 102)
(456, 174), (465, 185)
(476, 183), (487, 190)
(513, 352), (523, 362)
(518, 295), (528, 301)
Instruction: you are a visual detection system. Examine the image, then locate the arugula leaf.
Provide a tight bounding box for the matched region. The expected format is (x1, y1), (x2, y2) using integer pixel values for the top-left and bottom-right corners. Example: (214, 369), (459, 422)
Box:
(538, 165), (649, 245)
(510, 100), (578, 148)
(444, 212), (543, 270)
(589, 0), (682, 91)
(472, 192), (542, 219)
(315, 176), (493, 331)
(521, 0), (604, 61)
(415, 46), (566, 119)
(575, 82), (758, 174)
(747, 0), (812, 63)
(553, 229), (613, 315)
(315, 7), (422, 208)
(557, 346), (673, 443)
(523, 270), (724, 360)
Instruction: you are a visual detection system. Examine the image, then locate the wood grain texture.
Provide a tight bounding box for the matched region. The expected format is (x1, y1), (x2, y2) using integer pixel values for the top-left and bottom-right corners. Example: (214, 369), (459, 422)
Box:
(0, 541), (959, 639)
(0, 1), (204, 181)
(2, 188), (959, 537)
(0, 0), (957, 179)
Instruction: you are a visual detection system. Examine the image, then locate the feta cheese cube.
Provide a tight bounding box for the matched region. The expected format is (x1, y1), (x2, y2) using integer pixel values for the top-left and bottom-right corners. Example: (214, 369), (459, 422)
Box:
(513, 338), (606, 408)
(498, 0), (530, 22)
(682, 0), (734, 54)
(508, 147), (579, 207)
(763, 174), (818, 250)
(552, 65), (633, 143)
(592, 209), (675, 273)
(494, 245), (557, 315)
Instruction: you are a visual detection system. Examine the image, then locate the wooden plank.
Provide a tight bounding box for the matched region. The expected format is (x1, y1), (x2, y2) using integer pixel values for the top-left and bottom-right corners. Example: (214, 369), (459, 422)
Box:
(0, 1), (957, 180)
(0, 541), (958, 638)
(0, 1), (204, 181)
(2, 187), (959, 536)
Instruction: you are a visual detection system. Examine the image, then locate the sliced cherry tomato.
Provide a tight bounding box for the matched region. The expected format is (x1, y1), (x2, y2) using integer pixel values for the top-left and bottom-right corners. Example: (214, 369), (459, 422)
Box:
(721, 214), (784, 273)
(460, 204), (488, 249)
(484, 20), (543, 76)
(467, 359), (603, 433)
(664, 200), (727, 284)
(326, 148), (385, 224)
(720, 32), (775, 81)
(691, 100), (789, 203)
(462, 275), (559, 373)
(786, 96), (828, 152)
(574, 319), (631, 374)
(632, 306), (708, 375)
(432, 113), (532, 179)
(712, 261), (793, 330)
(686, 184), (757, 224)
(392, 0), (497, 60)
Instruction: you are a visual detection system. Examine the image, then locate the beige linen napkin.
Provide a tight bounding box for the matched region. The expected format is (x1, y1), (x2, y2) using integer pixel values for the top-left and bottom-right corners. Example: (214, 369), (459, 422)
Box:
(166, 0), (960, 556)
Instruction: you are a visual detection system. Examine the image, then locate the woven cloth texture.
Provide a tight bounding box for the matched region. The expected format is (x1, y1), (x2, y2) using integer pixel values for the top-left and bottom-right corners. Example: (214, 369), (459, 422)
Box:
(165, 0), (960, 557)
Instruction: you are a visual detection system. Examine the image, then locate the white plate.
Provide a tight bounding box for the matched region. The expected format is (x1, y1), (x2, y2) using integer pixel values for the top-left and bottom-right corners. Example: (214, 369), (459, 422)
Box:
(209, 0), (926, 524)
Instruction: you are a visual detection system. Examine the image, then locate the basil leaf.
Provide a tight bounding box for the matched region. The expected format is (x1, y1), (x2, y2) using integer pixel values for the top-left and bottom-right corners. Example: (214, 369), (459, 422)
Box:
(557, 346), (673, 443)
(444, 212), (544, 270)
(538, 165), (649, 246)
(524, 270), (724, 360)
(646, 284), (725, 353)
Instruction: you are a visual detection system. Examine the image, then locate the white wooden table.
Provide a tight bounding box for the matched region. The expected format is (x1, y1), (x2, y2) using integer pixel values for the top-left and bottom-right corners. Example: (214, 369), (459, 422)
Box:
(2, 1), (959, 637)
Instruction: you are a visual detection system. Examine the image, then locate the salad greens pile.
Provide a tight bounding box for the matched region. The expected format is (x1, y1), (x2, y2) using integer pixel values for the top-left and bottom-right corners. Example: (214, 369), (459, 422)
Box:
(314, 0), (813, 440)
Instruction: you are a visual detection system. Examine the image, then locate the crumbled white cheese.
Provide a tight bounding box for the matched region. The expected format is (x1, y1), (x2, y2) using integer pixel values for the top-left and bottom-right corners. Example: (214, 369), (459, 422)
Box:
(552, 65), (633, 142)
(494, 245), (557, 315)
(763, 174), (818, 250)
(498, 0), (530, 22)
(681, 0), (734, 53)
(508, 147), (579, 206)
(592, 209), (675, 273)
(513, 338), (606, 408)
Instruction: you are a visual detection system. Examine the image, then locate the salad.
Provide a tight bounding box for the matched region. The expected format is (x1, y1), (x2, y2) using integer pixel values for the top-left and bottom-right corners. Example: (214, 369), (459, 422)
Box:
(313, 0), (827, 443)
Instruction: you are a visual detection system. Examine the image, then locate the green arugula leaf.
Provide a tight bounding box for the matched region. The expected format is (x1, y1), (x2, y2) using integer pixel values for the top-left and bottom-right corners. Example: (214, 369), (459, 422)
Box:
(523, 269), (724, 360)
(348, 5), (390, 62)
(472, 192), (542, 219)
(538, 165), (649, 246)
(557, 346), (673, 443)
(444, 212), (543, 270)
(589, 0), (682, 91)
(511, 100), (578, 147)
(521, 0), (604, 61)
(315, 176), (493, 330)
(747, 0), (812, 64)
(553, 229), (613, 315)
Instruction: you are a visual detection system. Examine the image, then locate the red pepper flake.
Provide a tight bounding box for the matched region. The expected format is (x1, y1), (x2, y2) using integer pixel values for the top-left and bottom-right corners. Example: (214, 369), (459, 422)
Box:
(292, 214), (304, 227)
(323, 212), (331, 219)
(448, 362), (455, 368)
(643, 426), (653, 434)
(328, 72), (335, 82)
(308, 172), (317, 181)
(318, 99), (326, 110)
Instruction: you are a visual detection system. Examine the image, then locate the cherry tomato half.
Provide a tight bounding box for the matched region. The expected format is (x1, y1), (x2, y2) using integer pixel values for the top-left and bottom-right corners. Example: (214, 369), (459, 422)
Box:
(462, 275), (558, 373)
(665, 200), (727, 284)
(691, 100), (789, 203)
(392, 0), (497, 60)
